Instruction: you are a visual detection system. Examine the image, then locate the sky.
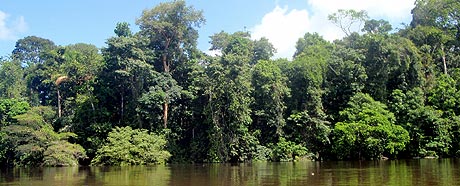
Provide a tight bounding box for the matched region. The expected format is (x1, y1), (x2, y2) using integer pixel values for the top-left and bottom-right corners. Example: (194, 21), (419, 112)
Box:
(0, 0), (415, 59)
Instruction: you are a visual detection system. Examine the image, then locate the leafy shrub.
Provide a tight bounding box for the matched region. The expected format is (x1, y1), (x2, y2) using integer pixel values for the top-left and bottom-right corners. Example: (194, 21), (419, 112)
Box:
(271, 138), (308, 162)
(91, 126), (171, 166)
(43, 140), (87, 166)
(2, 106), (86, 166)
(253, 145), (272, 161)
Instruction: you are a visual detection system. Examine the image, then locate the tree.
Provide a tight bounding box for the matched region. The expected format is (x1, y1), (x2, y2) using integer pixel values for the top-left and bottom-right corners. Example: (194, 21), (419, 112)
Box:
(360, 34), (424, 101)
(12, 36), (56, 66)
(288, 111), (330, 160)
(324, 45), (367, 118)
(252, 37), (276, 63)
(251, 60), (290, 145)
(293, 32), (331, 58)
(405, 26), (452, 75)
(332, 93), (409, 160)
(287, 33), (331, 116)
(411, 0), (460, 43)
(328, 9), (369, 37)
(11, 36), (56, 106)
(137, 0), (205, 128)
(363, 19), (392, 34)
(91, 126), (170, 166)
(428, 74), (460, 115)
(114, 22), (132, 37)
(99, 24), (153, 126)
(137, 73), (182, 131)
(205, 32), (258, 162)
(0, 59), (26, 99)
(284, 33), (332, 159)
(411, 0), (460, 74)
(2, 106), (86, 166)
(0, 98), (30, 126)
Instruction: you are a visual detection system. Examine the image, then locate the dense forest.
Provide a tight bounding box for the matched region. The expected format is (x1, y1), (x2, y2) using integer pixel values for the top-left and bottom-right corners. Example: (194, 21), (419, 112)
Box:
(1, 0), (460, 166)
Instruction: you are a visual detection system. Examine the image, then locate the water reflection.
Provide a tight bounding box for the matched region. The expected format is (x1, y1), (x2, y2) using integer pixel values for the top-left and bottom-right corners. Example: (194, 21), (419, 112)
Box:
(0, 159), (459, 186)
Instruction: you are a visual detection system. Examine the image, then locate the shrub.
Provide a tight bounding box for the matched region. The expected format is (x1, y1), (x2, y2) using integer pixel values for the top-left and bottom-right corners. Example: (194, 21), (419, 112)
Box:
(91, 126), (171, 166)
(271, 138), (308, 162)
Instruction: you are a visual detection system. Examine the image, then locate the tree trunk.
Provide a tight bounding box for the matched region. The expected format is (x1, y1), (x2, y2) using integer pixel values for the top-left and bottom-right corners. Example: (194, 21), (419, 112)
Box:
(120, 93), (124, 124)
(163, 102), (168, 128)
(442, 46), (447, 75)
(163, 54), (170, 73)
(443, 56), (447, 75)
(162, 38), (170, 128)
(57, 89), (62, 118)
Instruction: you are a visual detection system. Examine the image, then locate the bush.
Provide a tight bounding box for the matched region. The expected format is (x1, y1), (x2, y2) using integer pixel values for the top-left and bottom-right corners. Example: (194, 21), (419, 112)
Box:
(91, 126), (171, 166)
(3, 106), (86, 166)
(271, 138), (308, 162)
(43, 140), (87, 166)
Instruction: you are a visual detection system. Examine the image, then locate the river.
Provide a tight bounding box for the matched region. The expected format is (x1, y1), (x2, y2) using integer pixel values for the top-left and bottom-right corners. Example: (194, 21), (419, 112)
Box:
(1, 159), (459, 186)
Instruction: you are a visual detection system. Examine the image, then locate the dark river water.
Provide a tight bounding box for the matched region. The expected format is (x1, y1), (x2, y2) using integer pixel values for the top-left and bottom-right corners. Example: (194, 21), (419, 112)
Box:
(1, 159), (460, 186)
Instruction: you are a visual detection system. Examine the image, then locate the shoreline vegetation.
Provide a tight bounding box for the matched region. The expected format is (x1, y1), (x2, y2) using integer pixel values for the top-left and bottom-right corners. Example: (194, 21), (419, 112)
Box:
(2, 0), (460, 167)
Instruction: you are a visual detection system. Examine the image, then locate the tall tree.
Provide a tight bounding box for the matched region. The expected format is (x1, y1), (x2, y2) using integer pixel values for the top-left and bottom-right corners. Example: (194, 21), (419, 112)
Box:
(328, 9), (369, 37)
(205, 32), (258, 162)
(252, 37), (276, 64)
(411, 0), (460, 74)
(411, 0), (460, 42)
(0, 59), (26, 99)
(12, 36), (56, 66)
(405, 26), (452, 75)
(360, 34), (425, 101)
(12, 36), (56, 106)
(100, 23), (153, 126)
(324, 45), (367, 119)
(251, 60), (290, 145)
(136, 0), (205, 128)
(362, 19), (392, 34)
(284, 33), (332, 159)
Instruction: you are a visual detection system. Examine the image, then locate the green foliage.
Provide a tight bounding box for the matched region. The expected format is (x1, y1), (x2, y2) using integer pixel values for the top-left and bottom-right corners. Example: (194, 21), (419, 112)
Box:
(12, 36), (56, 66)
(288, 111), (330, 159)
(253, 37), (276, 62)
(137, 0), (205, 73)
(362, 19), (392, 34)
(99, 29), (153, 126)
(251, 60), (289, 144)
(411, 0), (460, 41)
(138, 73), (182, 130)
(332, 93), (409, 160)
(0, 98), (30, 125)
(1, 106), (86, 166)
(0, 131), (9, 164)
(428, 74), (460, 114)
(114, 22), (132, 37)
(43, 140), (86, 166)
(205, 31), (258, 162)
(359, 34), (425, 101)
(287, 33), (330, 116)
(294, 32), (331, 58)
(389, 88), (457, 157)
(0, 60), (27, 99)
(5, 1), (460, 165)
(324, 45), (367, 117)
(271, 137), (308, 162)
(91, 126), (171, 166)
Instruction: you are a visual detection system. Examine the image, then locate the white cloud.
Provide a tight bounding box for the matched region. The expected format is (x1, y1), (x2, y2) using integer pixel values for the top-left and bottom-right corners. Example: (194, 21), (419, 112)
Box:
(251, 6), (310, 59)
(205, 49), (222, 57)
(0, 11), (28, 40)
(308, 0), (414, 19)
(250, 0), (415, 59)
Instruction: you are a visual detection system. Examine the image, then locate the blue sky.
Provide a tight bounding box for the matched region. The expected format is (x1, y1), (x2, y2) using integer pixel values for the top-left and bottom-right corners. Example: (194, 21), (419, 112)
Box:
(1, 0), (415, 59)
